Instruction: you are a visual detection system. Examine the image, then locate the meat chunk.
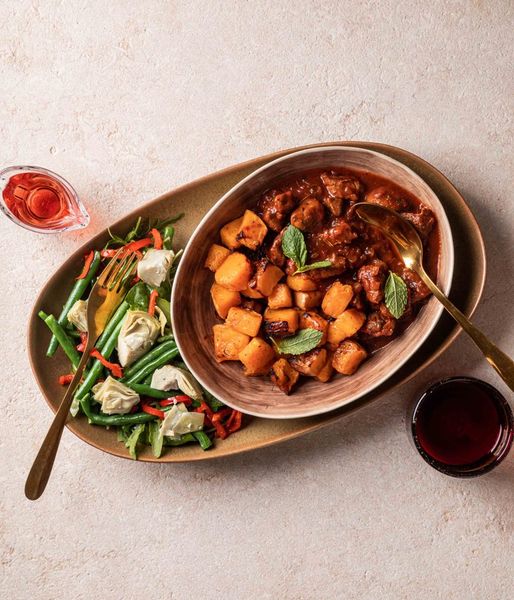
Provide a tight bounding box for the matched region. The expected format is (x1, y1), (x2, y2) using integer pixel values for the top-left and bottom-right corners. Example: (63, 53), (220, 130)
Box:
(360, 303), (396, 337)
(365, 186), (409, 212)
(320, 172), (364, 216)
(290, 198), (325, 232)
(266, 228), (286, 267)
(258, 190), (296, 232)
(401, 206), (435, 240)
(402, 268), (431, 303)
(358, 259), (387, 304)
(316, 217), (356, 247)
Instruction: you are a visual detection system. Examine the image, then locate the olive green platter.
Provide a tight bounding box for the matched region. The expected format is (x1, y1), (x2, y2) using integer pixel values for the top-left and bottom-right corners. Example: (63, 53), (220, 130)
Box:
(28, 142), (486, 462)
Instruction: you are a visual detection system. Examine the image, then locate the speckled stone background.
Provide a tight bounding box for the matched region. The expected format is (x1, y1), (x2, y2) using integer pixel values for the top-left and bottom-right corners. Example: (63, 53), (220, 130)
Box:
(1, 1), (513, 599)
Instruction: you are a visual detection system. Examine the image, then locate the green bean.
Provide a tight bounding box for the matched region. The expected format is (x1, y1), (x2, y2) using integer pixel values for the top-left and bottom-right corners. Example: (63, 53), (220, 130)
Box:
(80, 395), (155, 427)
(143, 373), (154, 385)
(193, 431), (213, 451)
(163, 433), (195, 446)
(123, 346), (179, 385)
(157, 333), (173, 344)
(162, 225), (175, 250)
(47, 250), (101, 356)
(39, 311), (81, 369)
(125, 383), (175, 399)
(121, 340), (176, 381)
(95, 300), (129, 351)
(74, 316), (125, 401)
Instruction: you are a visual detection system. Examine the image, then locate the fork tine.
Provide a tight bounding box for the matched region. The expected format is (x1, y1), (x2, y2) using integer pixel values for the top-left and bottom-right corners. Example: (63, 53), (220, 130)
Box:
(106, 254), (132, 289)
(97, 248), (124, 287)
(111, 253), (139, 292)
(115, 256), (139, 293)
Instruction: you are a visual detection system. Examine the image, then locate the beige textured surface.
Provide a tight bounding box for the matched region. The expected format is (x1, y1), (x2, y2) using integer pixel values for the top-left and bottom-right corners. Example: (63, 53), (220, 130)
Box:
(1, 2), (513, 599)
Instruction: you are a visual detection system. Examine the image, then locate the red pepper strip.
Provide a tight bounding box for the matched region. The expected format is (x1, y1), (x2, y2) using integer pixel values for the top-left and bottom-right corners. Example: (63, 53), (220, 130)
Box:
(124, 238), (152, 253)
(148, 289), (159, 317)
(196, 400), (214, 420)
(150, 228), (163, 250)
(90, 348), (124, 378)
(76, 332), (88, 352)
(227, 410), (243, 433)
(141, 403), (165, 419)
(58, 374), (74, 386)
(211, 410), (231, 439)
(159, 395), (193, 407)
(76, 250), (95, 280)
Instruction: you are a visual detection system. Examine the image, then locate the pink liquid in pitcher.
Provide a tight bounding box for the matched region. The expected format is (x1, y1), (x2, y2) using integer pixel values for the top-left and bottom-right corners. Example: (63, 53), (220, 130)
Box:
(0, 166), (89, 233)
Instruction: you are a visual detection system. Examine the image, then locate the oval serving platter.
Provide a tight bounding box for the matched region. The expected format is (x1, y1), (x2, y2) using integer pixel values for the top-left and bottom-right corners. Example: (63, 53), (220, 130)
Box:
(28, 142), (486, 462)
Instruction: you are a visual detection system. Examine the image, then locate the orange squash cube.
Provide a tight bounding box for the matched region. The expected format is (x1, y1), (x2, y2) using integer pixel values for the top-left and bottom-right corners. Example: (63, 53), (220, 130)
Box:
(213, 324), (250, 362)
(332, 340), (367, 375)
(214, 252), (252, 291)
(263, 308), (299, 337)
(255, 262), (284, 296)
(327, 309), (366, 347)
(237, 210), (268, 250)
(204, 244), (231, 272)
(298, 311), (328, 345)
(268, 283), (293, 309)
(270, 358), (300, 394)
(220, 217), (243, 249)
(286, 273), (317, 291)
(321, 282), (353, 318)
(238, 337), (276, 375)
(210, 283), (241, 319)
(226, 306), (263, 337)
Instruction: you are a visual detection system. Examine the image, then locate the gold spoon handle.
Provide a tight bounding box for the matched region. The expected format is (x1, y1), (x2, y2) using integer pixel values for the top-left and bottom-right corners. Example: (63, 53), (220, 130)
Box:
(417, 268), (514, 392)
(25, 346), (92, 500)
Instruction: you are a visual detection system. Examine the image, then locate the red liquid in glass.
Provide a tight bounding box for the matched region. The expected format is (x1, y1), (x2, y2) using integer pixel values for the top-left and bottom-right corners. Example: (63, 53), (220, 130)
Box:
(415, 379), (503, 466)
(3, 171), (74, 230)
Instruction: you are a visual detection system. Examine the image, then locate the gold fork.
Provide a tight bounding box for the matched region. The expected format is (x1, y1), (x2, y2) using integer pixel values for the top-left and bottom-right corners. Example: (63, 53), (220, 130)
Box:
(25, 249), (139, 500)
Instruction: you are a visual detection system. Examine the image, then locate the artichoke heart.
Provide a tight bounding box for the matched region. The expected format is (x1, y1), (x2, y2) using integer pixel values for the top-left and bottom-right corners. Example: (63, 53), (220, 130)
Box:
(117, 310), (160, 367)
(67, 299), (88, 332)
(160, 402), (205, 438)
(137, 249), (174, 287)
(93, 376), (140, 415)
(150, 365), (203, 400)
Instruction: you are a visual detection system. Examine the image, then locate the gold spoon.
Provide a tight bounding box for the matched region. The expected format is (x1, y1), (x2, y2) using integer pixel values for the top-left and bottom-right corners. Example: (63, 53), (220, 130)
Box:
(355, 202), (514, 392)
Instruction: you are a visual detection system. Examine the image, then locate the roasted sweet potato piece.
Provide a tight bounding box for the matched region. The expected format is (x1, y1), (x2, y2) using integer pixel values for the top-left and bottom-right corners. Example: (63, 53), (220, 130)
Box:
(316, 351), (334, 382)
(332, 340), (367, 375)
(213, 324), (250, 362)
(294, 290), (323, 310)
(255, 261), (284, 297)
(204, 244), (231, 272)
(263, 308), (299, 337)
(271, 358), (300, 394)
(286, 273), (317, 292)
(215, 252), (252, 292)
(289, 348), (327, 377)
(220, 217), (243, 249)
(238, 337), (276, 375)
(226, 306), (263, 337)
(236, 210), (268, 250)
(210, 283), (241, 319)
(268, 283), (293, 309)
(321, 282), (353, 318)
(298, 311), (328, 345)
(327, 309), (366, 347)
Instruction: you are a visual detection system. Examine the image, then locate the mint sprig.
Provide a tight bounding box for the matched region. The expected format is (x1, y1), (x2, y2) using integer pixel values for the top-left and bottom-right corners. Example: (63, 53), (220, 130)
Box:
(384, 272), (408, 318)
(281, 225), (331, 274)
(271, 328), (323, 355)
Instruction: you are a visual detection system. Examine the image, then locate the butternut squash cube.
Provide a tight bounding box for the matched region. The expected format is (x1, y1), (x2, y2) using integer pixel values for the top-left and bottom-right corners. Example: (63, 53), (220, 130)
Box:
(204, 244), (231, 272)
(286, 273), (318, 292)
(213, 324), (250, 362)
(298, 311), (328, 345)
(270, 358), (300, 394)
(294, 290), (323, 310)
(255, 262), (284, 296)
(316, 351), (334, 382)
(263, 308), (299, 337)
(332, 340), (367, 375)
(238, 337), (276, 375)
(327, 309), (366, 347)
(215, 252), (252, 291)
(220, 217), (243, 249)
(226, 306), (263, 337)
(268, 283), (293, 309)
(242, 286), (265, 299)
(321, 282), (353, 318)
(210, 283), (241, 319)
(237, 210), (268, 250)
(289, 348), (327, 377)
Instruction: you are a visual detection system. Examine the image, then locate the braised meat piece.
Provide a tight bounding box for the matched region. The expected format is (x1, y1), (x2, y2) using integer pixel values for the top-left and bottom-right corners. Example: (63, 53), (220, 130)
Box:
(266, 227), (286, 267)
(290, 198), (325, 232)
(361, 303), (396, 337)
(402, 268), (431, 303)
(240, 298), (264, 314)
(315, 217), (356, 248)
(258, 190), (296, 232)
(320, 172), (363, 216)
(401, 206), (435, 240)
(365, 186), (409, 212)
(358, 259), (387, 304)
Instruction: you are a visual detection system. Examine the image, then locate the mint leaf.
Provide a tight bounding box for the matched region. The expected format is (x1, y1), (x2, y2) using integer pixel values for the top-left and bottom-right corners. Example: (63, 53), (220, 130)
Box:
(384, 272), (408, 318)
(272, 328), (323, 355)
(295, 260), (332, 274)
(281, 225), (307, 269)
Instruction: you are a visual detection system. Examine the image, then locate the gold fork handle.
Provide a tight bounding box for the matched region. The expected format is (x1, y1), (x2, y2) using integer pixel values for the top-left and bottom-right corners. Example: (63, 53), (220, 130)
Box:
(25, 346), (92, 500)
(417, 268), (514, 392)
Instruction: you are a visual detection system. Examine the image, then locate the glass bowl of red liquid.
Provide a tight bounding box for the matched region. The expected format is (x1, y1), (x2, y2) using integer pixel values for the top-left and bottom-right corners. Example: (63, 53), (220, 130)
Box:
(0, 165), (89, 233)
(411, 377), (513, 477)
